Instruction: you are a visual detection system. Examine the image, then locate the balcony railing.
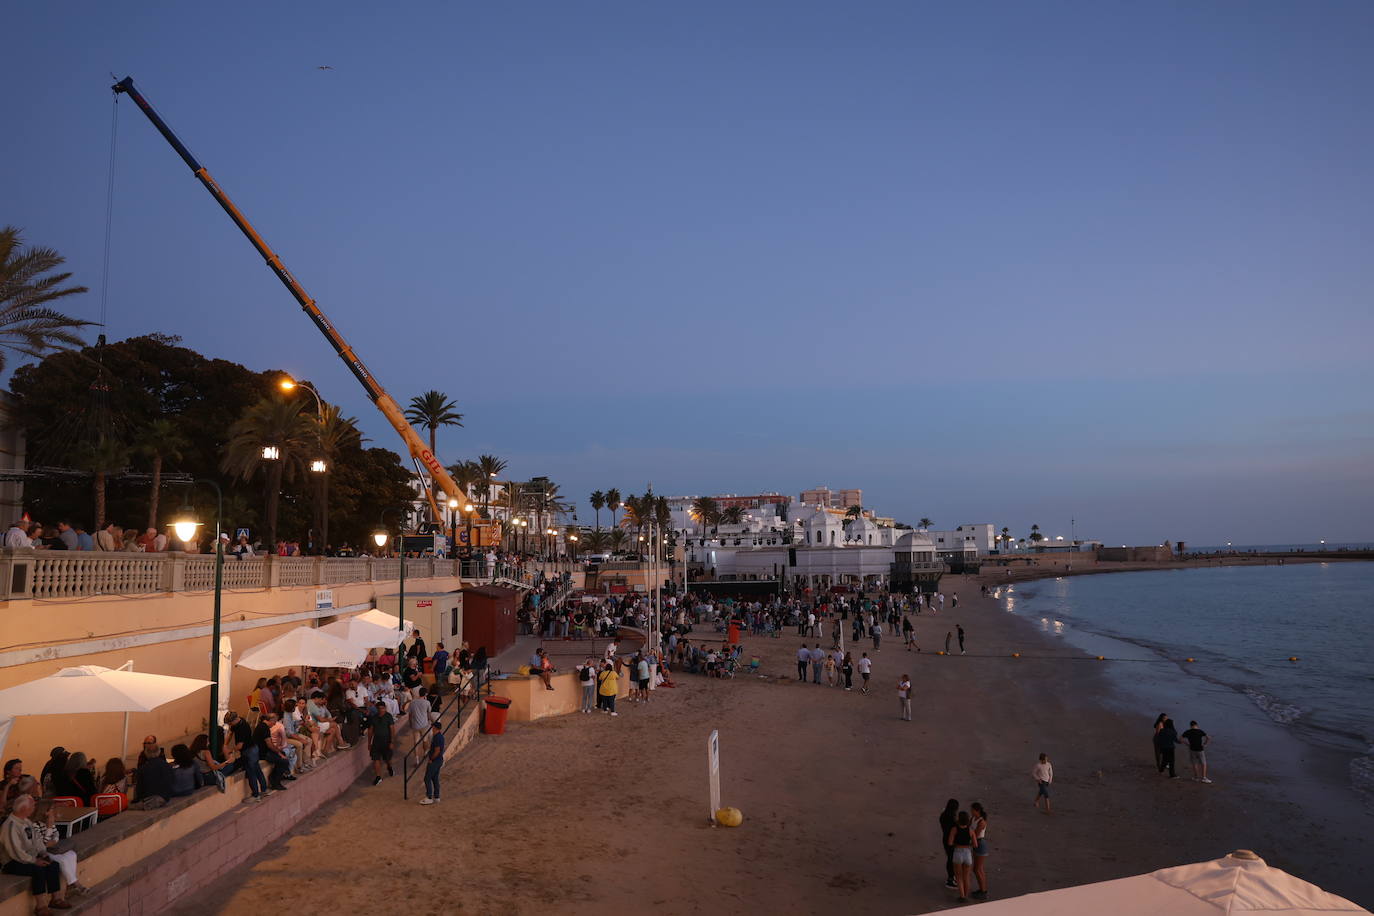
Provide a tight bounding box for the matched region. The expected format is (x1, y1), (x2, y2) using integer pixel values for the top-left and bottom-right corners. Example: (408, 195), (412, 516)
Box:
(0, 550), (479, 601)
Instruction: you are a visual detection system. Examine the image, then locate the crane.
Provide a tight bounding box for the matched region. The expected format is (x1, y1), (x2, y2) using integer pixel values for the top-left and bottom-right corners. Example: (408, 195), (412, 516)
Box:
(112, 76), (462, 531)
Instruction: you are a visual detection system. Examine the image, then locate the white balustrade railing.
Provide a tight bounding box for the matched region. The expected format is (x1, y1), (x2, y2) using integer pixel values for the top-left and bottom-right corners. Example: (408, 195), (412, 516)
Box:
(4, 551), (479, 600)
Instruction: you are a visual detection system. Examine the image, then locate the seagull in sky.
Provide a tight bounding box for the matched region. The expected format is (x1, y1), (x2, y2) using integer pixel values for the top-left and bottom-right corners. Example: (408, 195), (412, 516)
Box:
(317, 65), (334, 70)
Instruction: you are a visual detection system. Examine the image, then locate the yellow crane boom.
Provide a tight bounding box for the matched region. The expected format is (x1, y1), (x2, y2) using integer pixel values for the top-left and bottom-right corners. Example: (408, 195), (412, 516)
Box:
(113, 76), (456, 522)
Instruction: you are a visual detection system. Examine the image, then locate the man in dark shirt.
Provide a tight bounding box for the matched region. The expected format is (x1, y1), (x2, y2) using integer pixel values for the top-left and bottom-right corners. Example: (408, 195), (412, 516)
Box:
(135, 752), (174, 805)
(1180, 721), (1212, 784)
(224, 712), (268, 802)
(401, 660), (423, 691)
(365, 701), (395, 786)
(252, 716), (290, 792)
(420, 726), (445, 805)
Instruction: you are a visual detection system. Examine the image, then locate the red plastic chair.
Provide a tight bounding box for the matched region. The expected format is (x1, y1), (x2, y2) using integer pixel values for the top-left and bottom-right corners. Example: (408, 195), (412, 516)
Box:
(93, 793), (127, 818)
(48, 796), (82, 808)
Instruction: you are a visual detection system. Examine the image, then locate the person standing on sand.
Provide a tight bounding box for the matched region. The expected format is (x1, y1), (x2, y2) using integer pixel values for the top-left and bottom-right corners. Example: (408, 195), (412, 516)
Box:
(596, 662), (619, 716)
(1152, 713), (1168, 770)
(947, 810), (976, 903)
(1155, 717), (1180, 778)
(1032, 753), (1053, 813)
(857, 652), (872, 694)
(902, 615), (915, 650)
(897, 674), (911, 720)
(945, 631), (953, 654)
(970, 802), (989, 900)
(952, 593), (959, 610)
(577, 658), (597, 713)
(957, 625), (966, 655)
(1180, 720), (1212, 783)
(809, 644), (825, 684)
(823, 652), (837, 687)
(870, 620), (882, 650)
(937, 592), (945, 613)
(796, 644), (808, 681)
(841, 652), (854, 690)
(939, 799), (959, 889)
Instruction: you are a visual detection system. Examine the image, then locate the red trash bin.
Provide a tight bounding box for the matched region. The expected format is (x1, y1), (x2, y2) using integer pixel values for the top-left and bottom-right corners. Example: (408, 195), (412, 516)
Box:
(728, 621), (741, 645)
(482, 696), (511, 735)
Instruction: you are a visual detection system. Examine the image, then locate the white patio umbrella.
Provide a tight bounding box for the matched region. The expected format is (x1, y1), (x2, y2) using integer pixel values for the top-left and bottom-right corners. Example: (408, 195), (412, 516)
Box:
(946, 850), (1368, 915)
(235, 626), (366, 671)
(319, 609), (405, 650)
(0, 662), (212, 760)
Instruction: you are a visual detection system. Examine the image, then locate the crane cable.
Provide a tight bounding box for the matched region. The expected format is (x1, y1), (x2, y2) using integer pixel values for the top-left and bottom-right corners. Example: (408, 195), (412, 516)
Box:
(99, 91), (120, 331)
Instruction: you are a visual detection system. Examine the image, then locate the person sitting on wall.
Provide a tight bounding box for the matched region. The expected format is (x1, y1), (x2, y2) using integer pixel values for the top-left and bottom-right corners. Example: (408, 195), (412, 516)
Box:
(167, 745), (199, 797)
(133, 746), (173, 809)
(1, 794), (71, 914)
(528, 648), (556, 690)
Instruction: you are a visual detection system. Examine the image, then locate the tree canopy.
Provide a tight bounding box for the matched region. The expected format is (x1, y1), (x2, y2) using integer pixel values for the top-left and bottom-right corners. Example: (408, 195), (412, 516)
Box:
(9, 333), (414, 547)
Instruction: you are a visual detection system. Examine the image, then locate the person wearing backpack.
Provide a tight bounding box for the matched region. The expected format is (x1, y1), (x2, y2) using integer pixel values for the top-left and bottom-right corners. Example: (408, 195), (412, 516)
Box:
(576, 657), (597, 714)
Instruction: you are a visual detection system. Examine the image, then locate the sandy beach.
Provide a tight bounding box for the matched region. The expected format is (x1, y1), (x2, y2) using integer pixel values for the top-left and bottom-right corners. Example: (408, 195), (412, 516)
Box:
(178, 574), (1372, 915)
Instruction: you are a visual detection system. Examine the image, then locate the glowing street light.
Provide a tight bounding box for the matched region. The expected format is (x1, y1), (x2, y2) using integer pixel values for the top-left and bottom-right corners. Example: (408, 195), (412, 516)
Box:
(310, 459), (327, 473)
(261, 446), (280, 460)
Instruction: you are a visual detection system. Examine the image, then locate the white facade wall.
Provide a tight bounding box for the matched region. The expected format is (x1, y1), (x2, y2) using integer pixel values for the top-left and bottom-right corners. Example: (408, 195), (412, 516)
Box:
(926, 524), (996, 555)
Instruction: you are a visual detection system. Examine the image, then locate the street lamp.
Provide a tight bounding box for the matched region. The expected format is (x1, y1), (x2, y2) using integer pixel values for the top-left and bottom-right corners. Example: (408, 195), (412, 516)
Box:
(261, 446), (280, 460)
(447, 497), (460, 558)
(374, 508), (407, 638)
(172, 479), (225, 756)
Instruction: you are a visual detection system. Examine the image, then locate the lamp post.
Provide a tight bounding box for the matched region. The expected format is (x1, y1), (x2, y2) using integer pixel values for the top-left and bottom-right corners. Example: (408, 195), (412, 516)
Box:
(447, 497), (460, 559)
(173, 479), (224, 756)
(375, 508), (406, 639)
(280, 377), (332, 554)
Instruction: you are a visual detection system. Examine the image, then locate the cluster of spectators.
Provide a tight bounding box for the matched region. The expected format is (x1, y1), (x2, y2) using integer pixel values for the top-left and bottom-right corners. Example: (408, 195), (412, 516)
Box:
(4, 520), (174, 553)
(1, 756), (93, 912)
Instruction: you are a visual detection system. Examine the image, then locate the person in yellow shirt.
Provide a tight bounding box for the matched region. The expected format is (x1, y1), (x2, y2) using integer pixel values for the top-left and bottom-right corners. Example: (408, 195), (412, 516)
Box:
(596, 662), (619, 717)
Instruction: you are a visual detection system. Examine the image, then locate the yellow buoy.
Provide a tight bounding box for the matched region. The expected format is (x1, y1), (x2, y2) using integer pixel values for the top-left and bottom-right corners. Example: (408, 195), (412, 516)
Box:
(715, 807), (743, 827)
(1011, 652), (1020, 658)
(1185, 657), (1195, 663)
(1288, 656), (1299, 662)
(937, 650), (945, 656)
(1097, 655), (1105, 661)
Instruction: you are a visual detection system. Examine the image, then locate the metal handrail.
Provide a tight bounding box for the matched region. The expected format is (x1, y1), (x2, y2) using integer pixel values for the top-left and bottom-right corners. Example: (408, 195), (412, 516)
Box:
(399, 666), (492, 799)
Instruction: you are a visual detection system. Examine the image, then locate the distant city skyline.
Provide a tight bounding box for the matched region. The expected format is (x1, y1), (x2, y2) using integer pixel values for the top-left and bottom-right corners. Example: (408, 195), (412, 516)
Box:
(4, 2), (1371, 546)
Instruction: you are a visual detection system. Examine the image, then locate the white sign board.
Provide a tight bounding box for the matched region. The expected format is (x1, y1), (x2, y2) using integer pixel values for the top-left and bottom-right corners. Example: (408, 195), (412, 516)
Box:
(315, 589), (334, 610)
(707, 729), (720, 823)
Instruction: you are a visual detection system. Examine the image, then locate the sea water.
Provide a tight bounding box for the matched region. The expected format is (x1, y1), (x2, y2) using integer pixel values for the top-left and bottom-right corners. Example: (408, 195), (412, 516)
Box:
(1000, 562), (1374, 798)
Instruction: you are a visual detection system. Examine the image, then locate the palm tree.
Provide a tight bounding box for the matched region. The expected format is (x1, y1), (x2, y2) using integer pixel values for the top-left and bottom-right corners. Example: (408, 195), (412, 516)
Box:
(722, 506), (745, 526)
(476, 454), (507, 518)
(654, 495), (671, 533)
(0, 227), (97, 374)
(581, 529), (610, 554)
(74, 436), (129, 531)
(691, 496), (720, 538)
(135, 418), (190, 530)
(220, 397), (313, 548)
(845, 505), (864, 519)
(607, 528), (629, 555)
(606, 488), (621, 528)
(314, 405), (362, 553)
(589, 490), (606, 530)
(404, 391), (464, 516)
(445, 459), (481, 504)
(919, 517), (933, 530)
(1001, 526), (1011, 549)
(1029, 524), (1044, 543)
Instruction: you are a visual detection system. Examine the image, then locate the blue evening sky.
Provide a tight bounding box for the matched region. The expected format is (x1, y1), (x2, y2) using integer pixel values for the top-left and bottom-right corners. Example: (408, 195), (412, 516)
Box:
(5, 1), (1372, 545)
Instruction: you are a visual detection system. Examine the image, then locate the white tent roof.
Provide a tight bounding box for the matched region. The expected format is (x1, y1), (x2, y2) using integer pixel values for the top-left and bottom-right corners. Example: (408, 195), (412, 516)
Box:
(319, 609), (405, 651)
(0, 665), (212, 716)
(236, 627), (366, 671)
(943, 851), (1368, 916)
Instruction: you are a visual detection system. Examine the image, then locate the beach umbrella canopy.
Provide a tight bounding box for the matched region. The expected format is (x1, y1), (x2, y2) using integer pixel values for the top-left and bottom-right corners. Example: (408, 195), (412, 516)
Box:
(236, 626), (367, 670)
(948, 851), (1368, 915)
(319, 609), (405, 650)
(0, 665), (212, 716)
